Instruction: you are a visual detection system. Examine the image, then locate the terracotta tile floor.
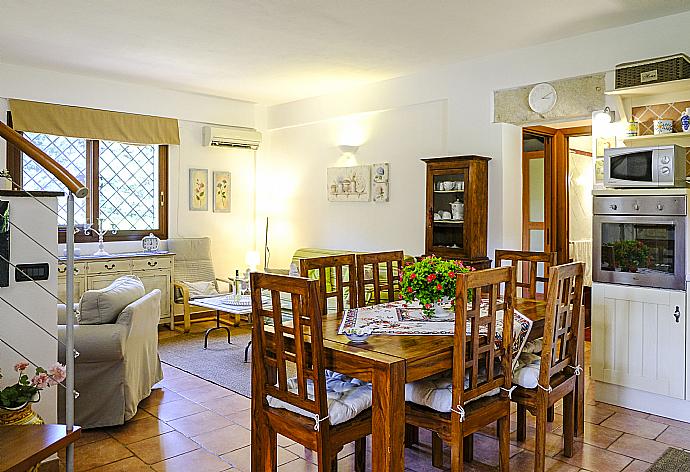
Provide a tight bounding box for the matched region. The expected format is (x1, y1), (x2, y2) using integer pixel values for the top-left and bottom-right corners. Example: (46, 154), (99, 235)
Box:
(62, 321), (690, 471)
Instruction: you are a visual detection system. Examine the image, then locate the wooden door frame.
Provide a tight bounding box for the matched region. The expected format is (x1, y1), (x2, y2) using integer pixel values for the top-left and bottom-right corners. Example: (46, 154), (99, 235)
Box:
(523, 125), (592, 264)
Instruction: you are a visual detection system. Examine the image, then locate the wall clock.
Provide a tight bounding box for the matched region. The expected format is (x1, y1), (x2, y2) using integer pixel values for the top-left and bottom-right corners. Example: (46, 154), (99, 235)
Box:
(528, 82), (557, 114)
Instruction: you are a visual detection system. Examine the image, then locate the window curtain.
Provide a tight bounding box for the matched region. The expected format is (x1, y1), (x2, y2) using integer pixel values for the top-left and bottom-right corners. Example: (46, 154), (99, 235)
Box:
(8, 99), (180, 145)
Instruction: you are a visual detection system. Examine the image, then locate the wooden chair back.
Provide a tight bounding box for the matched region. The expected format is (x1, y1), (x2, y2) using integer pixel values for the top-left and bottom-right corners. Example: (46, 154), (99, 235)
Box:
(453, 266), (515, 406)
(299, 254), (357, 314)
(250, 273), (329, 428)
(538, 262), (585, 387)
(494, 249), (557, 299)
(355, 251), (404, 306)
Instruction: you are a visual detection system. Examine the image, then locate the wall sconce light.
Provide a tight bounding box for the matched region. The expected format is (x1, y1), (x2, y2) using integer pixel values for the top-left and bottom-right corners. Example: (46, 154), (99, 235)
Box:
(594, 106), (615, 124)
(338, 144), (359, 155)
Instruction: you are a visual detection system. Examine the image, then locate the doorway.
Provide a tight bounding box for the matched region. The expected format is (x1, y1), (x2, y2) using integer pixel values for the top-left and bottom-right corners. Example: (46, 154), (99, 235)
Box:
(521, 124), (593, 324)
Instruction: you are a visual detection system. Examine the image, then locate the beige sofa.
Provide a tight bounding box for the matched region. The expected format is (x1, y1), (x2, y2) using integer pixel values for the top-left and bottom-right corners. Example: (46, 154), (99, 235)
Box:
(57, 277), (163, 429)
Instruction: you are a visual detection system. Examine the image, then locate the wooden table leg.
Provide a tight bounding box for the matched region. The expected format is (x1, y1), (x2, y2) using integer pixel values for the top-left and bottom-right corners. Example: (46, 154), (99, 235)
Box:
(372, 360), (405, 471)
(234, 313), (241, 326)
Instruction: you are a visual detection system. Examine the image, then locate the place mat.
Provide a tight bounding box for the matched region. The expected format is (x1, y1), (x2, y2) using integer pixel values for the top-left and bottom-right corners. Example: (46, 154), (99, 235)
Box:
(338, 300), (532, 361)
(648, 448), (690, 472)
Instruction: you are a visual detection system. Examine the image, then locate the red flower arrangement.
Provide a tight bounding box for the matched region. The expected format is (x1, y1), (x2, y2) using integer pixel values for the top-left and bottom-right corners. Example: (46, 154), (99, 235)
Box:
(399, 256), (473, 315)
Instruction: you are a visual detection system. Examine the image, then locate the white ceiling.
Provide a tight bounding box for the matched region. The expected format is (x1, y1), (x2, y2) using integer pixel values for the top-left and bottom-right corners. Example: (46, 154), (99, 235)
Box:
(1, 1), (689, 105)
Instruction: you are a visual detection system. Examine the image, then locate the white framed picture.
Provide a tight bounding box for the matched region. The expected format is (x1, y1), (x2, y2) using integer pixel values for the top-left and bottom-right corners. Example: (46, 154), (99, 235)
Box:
(373, 182), (389, 202)
(189, 168), (208, 211)
(213, 171), (231, 213)
(372, 163), (389, 182)
(327, 165), (371, 202)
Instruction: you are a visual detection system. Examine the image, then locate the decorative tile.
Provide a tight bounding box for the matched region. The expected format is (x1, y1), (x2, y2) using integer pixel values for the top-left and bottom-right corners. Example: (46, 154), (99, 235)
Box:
(631, 100), (690, 135)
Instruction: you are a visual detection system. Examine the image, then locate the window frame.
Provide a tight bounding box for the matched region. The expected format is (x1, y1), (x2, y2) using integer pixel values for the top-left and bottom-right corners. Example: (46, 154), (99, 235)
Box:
(6, 113), (168, 243)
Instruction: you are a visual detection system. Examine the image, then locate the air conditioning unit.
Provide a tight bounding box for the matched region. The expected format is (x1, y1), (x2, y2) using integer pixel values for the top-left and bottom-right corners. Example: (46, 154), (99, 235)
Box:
(202, 126), (262, 150)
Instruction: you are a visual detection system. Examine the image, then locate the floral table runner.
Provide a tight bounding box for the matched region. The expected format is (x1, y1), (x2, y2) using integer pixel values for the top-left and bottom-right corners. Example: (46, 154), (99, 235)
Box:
(338, 300), (533, 359)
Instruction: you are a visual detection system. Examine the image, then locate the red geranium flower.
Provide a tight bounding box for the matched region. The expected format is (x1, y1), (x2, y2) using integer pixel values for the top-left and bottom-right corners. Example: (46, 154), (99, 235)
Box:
(410, 273), (417, 279)
(436, 283), (443, 291)
(448, 271), (455, 278)
(424, 303), (431, 309)
(407, 287), (413, 293)
(426, 273), (436, 282)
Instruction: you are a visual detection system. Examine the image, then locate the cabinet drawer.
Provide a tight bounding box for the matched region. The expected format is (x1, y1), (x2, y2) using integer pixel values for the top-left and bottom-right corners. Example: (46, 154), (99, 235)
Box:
(57, 262), (87, 276)
(87, 260), (131, 275)
(132, 257), (172, 272)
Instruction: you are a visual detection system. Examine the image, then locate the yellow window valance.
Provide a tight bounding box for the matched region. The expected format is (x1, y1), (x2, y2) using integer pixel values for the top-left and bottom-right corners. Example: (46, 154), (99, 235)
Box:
(8, 99), (180, 145)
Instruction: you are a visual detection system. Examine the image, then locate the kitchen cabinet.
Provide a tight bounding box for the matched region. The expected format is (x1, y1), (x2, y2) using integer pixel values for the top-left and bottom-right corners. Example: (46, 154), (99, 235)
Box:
(591, 282), (686, 400)
(58, 252), (174, 324)
(422, 155), (490, 268)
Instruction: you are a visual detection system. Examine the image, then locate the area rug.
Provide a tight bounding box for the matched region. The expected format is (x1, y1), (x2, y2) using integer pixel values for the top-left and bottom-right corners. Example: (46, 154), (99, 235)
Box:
(648, 448), (690, 472)
(158, 330), (253, 397)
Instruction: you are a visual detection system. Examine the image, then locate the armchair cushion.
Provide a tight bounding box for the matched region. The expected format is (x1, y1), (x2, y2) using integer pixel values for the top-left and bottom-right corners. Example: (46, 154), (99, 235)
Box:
(57, 303), (80, 325)
(79, 275), (145, 325)
(178, 280), (220, 299)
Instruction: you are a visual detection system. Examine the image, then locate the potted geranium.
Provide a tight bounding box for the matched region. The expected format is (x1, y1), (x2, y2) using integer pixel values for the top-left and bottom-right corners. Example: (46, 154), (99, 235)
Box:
(610, 240), (650, 273)
(400, 256), (473, 316)
(0, 360), (66, 425)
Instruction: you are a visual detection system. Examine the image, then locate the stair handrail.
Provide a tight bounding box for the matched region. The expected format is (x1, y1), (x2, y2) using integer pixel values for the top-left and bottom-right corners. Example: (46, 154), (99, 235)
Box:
(0, 121), (88, 198)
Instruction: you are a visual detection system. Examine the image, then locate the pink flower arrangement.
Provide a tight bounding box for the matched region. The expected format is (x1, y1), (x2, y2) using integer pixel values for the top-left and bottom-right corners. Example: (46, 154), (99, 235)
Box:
(0, 360), (66, 408)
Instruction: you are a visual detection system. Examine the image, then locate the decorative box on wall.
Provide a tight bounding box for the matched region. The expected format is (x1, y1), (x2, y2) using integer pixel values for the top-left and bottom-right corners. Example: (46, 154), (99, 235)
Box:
(57, 252), (175, 326)
(422, 155), (491, 269)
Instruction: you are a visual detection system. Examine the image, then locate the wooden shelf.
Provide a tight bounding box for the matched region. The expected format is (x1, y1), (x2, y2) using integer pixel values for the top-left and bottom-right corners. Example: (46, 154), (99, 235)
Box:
(433, 220), (464, 225)
(605, 79), (690, 97)
(622, 133), (690, 147)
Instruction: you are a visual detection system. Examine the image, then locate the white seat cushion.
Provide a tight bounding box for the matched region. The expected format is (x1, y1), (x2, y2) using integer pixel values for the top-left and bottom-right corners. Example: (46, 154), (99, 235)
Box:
(267, 371), (372, 426)
(179, 280), (221, 299)
(405, 371), (500, 413)
(512, 352), (541, 389)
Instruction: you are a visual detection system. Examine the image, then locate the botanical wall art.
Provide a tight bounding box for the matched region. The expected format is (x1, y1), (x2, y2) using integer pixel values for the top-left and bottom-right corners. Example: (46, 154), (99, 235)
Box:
(189, 168), (208, 211)
(213, 171), (231, 213)
(327, 165), (371, 202)
(372, 182), (389, 202)
(372, 163), (389, 183)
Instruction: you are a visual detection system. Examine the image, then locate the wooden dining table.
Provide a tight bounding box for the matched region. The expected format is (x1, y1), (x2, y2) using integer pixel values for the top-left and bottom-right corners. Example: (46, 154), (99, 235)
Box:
(252, 298), (584, 471)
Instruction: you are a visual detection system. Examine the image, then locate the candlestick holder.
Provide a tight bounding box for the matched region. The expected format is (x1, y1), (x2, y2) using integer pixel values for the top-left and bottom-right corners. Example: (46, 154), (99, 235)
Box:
(84, 219), (117, 256)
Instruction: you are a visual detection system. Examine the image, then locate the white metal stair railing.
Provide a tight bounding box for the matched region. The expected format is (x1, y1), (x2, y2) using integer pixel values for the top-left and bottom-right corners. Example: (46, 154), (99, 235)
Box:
(0, 120), (87, 472)
(0, 184), (83, 472)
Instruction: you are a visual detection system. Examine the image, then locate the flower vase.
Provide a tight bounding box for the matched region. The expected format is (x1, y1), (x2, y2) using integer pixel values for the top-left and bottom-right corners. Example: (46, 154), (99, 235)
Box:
(0, 401), (44, 426)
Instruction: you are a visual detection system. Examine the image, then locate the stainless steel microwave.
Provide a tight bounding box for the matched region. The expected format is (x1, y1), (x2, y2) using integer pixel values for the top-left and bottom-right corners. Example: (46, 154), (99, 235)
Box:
(604, 145), (686, 188)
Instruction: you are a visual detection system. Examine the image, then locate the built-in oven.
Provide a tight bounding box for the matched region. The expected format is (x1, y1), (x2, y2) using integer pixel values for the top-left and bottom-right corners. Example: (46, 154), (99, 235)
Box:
(593, 195), (686, 290)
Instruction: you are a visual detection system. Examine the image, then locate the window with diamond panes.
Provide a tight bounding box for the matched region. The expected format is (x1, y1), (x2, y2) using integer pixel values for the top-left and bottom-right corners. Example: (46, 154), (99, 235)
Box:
(22, 132), (88, 226)
(99, 141), (159, 231)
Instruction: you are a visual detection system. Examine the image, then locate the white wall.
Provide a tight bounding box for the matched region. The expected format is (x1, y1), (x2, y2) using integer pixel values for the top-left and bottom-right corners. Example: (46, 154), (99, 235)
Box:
(261, 101), (446, 266)
(0, 64), (260, 275)
(0, 196), (58, 422)
(262, 10), (690, 266)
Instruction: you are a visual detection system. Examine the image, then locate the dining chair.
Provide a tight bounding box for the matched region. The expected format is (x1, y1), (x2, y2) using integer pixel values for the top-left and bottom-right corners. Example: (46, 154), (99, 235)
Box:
(511, 262), (584, 472)
(494, 249), (557, 300)
(250, 272), (371, 472)
(299, 253), (358, 314)
(354, 250), (404, 306)
(405, 266), (515, 471)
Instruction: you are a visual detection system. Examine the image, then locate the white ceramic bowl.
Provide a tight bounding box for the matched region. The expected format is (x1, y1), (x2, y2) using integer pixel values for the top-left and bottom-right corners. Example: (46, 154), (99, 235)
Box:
(343, 327), (373, 343)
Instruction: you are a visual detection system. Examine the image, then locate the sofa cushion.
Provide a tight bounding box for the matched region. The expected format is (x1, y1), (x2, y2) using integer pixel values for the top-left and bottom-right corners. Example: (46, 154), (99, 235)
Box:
(79, 275), (145, 325)
(267, 371), (372, 426)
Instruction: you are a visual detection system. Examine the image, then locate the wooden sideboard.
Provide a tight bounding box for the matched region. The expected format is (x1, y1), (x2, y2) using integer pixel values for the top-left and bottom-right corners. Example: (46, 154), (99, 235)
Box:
(57, 252), (175, 325)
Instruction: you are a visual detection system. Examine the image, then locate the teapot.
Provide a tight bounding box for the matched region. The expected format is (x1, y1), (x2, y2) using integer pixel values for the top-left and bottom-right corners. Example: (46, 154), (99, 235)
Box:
(450, 198), (464, 220)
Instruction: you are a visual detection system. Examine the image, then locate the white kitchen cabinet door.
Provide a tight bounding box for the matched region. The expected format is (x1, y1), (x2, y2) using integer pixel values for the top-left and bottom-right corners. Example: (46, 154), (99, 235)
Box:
(592, 283), (686, 399)
(57, 275), (86, 305)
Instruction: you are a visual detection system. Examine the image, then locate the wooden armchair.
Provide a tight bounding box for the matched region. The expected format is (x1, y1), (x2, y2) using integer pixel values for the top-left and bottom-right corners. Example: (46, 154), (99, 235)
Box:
(299, 253), (358, 314)
(405, 267), (515, 471)
(512, 262), (584, 472)
(168, 237), (232, 332)
(354, 250), (404, 306)
(494, 250), (557, 299)
(250, 273), (371, 471)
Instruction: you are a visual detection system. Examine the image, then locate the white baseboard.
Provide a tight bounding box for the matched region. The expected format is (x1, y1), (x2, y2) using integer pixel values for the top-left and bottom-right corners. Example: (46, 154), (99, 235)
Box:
(595, 380), (690, 422)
